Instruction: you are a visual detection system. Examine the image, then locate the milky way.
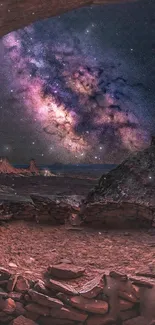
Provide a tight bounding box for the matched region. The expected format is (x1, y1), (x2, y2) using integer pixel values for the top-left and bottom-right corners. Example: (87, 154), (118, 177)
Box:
(0, 2), (154, 164)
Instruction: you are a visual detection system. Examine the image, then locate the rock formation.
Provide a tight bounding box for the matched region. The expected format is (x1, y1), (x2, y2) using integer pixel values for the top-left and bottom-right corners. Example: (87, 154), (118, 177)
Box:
(0, 0), (141, 38)
(0, 266), (153, 325)
(0, 157), (19, 174)
(0, 157), (56, 177)
(0, 157), (34, 175)
(0, 192), (83, 224)
(28, 159), (40, 176)
(79, 137), (155, 228)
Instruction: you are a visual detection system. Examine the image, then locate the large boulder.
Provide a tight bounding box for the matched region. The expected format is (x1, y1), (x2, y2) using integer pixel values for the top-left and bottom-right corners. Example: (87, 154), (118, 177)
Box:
(80, 138), (155, 228)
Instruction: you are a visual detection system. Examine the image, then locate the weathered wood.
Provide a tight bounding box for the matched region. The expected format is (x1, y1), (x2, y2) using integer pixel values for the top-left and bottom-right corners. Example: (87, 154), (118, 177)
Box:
(0, 0), (140, 38)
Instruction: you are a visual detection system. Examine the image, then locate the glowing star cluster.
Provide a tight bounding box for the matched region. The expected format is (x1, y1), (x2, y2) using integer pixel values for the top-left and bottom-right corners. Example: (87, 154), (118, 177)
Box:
(1, 19), (151, 163)
(64, 66), (99, 96)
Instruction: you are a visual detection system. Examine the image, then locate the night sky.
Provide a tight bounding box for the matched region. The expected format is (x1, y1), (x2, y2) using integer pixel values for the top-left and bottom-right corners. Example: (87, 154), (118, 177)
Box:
(0, 0), (155, 164)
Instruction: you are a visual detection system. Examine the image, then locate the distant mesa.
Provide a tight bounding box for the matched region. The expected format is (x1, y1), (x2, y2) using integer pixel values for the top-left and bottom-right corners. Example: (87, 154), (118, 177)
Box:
(0, 157), (55, 176)
(79, 135), (155, 228)
(28, 159), (40, 175)
(0, 157), (18, 174)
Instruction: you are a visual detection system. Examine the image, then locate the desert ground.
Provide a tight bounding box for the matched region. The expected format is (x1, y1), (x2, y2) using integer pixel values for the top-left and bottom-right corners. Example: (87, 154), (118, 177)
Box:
(1, 220), (155, 285)
(0, 173), (98, 196)
(0, 173), (155, 290)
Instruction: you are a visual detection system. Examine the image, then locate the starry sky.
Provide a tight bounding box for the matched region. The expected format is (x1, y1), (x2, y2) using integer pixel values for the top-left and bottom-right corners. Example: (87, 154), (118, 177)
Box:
(0, 0), (155, 164)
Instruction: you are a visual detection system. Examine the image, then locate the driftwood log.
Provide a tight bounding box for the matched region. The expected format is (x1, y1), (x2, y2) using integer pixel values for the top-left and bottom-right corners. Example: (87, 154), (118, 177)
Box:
(0, 0), (140, 38)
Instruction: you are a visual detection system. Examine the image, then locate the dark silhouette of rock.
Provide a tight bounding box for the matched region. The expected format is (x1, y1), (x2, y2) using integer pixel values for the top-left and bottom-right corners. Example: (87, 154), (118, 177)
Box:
(28, 159), (40, 176)
(80, 136), (155, 228)
(0, 0), (140, 38)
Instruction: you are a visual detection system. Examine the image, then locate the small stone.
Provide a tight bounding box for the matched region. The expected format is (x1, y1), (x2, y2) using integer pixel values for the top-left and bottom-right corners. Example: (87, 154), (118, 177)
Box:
(24, 294), (31, 302)
(60, 258), (72, 264)
(34, 279), (51, 296)
(0, 297), (16, 314)
(0, 314), (13, 322)
(129, 277), (153, 288)
(7, 274), (18, 292)
(46, 278), (78, 295)
(11, 315), (38, 325)
(136, 272), (155, 278)
(109, 271), (128, 282)
(118, 290), (139, 303)
(9, 292), (23, 301)
(79, 275), (105, 298)
(0, 279), (8, 285)
(25, 303), (50, 316)
(119, 298), (134, 311)
(25, 257), (35, 265)
(14, 301), (26, 316)
(123, 316), (149, 325)
(28, 289), (64, 308)
(57, 292), (70, 304)
(0, 290), (8, 298)
(0, 267), (11, 280)
(37, 316), (74, 325)
(50, 306), (88, 322)
(24, 311), (39, 321)
(9, 262), (18, 268)
(15, 275), (30, 292)
(58, 294), (108, 314)
(120, 309), (139, 321)
(86, 314), (116, 325)
(47, 264), (85, 279)
(131, 284), (140, 299)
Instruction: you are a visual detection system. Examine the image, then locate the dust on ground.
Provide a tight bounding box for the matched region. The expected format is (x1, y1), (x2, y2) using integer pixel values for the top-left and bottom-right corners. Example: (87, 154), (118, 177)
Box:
(1, 220), (155, 288)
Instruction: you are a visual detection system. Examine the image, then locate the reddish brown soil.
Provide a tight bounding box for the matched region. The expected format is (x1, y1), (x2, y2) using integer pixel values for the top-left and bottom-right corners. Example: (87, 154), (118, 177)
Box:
(1, 220), (155, 288)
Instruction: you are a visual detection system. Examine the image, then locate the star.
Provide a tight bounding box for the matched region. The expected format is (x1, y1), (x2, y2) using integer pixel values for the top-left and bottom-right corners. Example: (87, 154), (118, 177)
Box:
(0, 1), (153, 165)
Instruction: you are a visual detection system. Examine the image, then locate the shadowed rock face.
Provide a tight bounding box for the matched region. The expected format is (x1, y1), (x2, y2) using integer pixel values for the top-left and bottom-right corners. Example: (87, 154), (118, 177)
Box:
(0, 191), (83, 224)
(0, 0), (140, 38)
(80, 140), (155, 228)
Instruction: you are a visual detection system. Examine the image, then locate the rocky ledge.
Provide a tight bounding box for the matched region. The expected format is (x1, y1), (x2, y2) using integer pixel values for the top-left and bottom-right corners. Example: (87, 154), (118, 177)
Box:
(0, 193), (83, 225)
(0, 264), (154, 325)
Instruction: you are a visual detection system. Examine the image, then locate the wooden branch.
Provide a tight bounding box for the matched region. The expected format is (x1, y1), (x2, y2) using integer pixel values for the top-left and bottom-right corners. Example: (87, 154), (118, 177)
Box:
(0, 0), (140, 38)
